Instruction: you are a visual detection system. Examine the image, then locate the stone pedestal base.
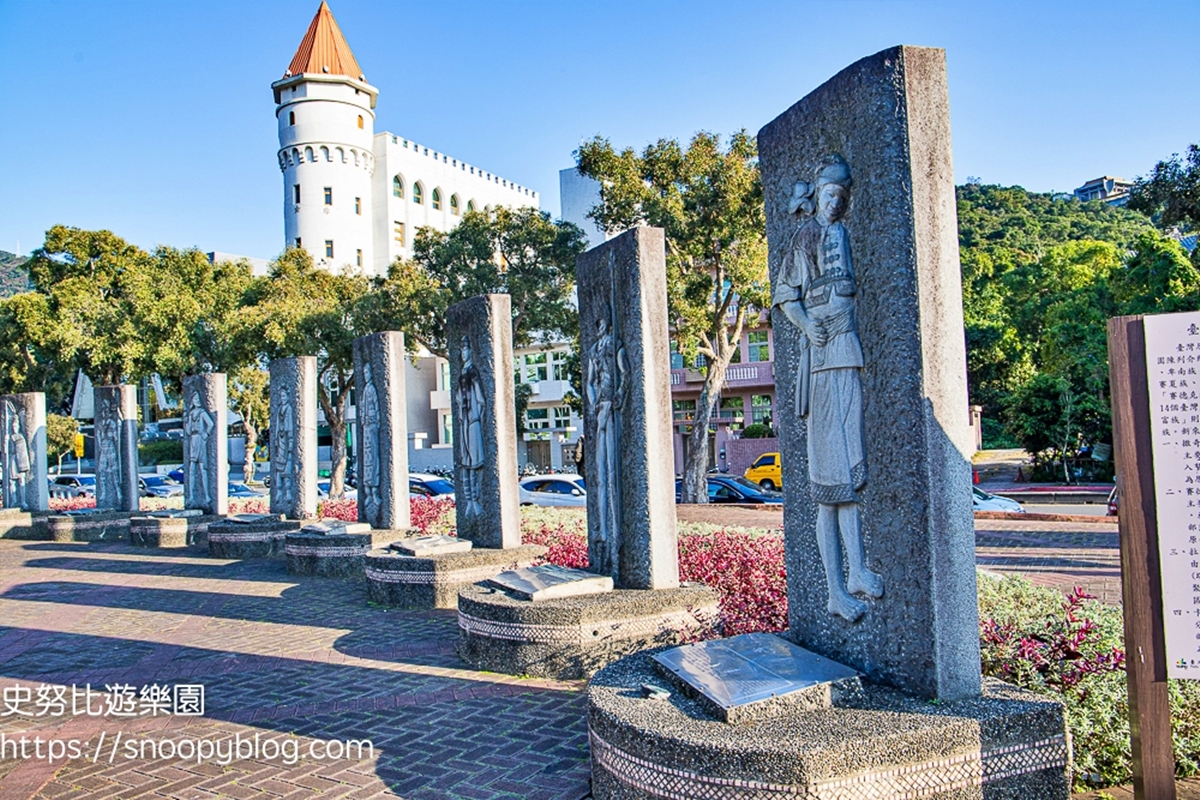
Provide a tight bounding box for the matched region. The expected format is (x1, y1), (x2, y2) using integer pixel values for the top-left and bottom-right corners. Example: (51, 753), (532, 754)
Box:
(0, 508), (48, 540)
(47, 511), (140, 542)
(588, 651), (1070, 800)
(285, 528), (409, 577)
(130, 515), (222, 548)
(457, 583), (720, 680)
(366, 544), (547, 610)
(207, 518), (302, 558)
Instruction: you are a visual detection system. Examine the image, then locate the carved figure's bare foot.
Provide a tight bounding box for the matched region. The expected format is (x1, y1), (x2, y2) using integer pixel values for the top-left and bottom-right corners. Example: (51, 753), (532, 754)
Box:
(828, 592), (867, 622)
(848, 569), (884, 599)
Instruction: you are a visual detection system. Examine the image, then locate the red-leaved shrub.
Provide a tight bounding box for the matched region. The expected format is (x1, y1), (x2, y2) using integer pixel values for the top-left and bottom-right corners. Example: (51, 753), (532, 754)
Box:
(678, 529), (788, 636)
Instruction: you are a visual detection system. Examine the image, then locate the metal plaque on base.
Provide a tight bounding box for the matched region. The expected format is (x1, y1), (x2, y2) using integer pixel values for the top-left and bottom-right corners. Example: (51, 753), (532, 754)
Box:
(488, 564), (614, 601)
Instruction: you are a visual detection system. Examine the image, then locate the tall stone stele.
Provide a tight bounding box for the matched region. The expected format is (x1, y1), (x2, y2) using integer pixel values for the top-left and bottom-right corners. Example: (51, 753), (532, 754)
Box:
(351, 332), (410, 531)
(269, 357), (318, 520)
(576, 227), (679, 590)
(445, 294), (520, 549)
(181, 373), (228, 516)
(1, 392), (49, 512)
(760, 45), (980, 701)
(94, 385), (139, 512)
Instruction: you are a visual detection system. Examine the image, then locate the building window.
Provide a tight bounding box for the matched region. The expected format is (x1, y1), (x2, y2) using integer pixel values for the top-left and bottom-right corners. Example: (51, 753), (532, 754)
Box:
(669, 340), (684, 370)
(356, 249), (362, 267)
(288, 111), (295, 125)
(751, 394), (773, 426)
(432, 189), (442, 210)
(295, 238), (301, 247)
(393, 222), (405, 247)
(467, 200), (476, 213)
(525, 407), (550, 430)
(413, 184), (423, 205)
(450, 195), (460, 216)
(553, 406), (572, 428)
(440, 412), (453, 446)
(524, 353), (548, 383)
(324, 187), (333, 205)
(325, 240), (334, 258)
(439, 360), (451, 391)
(748, 331), (770, 362)
(720, 396), (745, 425)
(551, 351), (570, 381)
(293, 184), (300, 204)
(354, 197), (361, 215)
(357, 115), (363, 129)
(392, 176), (404, 198)
(673, 399), (696, 422)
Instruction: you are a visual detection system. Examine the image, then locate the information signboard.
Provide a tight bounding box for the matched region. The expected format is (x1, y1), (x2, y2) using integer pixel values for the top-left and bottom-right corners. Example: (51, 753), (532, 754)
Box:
(1143, 310), (1200, 679)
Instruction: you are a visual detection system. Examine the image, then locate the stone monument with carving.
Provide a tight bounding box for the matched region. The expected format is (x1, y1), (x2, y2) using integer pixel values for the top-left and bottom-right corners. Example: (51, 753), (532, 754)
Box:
(586, 46), (1070, 800)
(181, 373), (228, 516)
(269, 356), (318, 520)
(0, 392), (48, 513)
(457, 229), (717, 679)
(93, 385), (139, 512)
(351, 333), (409, 531)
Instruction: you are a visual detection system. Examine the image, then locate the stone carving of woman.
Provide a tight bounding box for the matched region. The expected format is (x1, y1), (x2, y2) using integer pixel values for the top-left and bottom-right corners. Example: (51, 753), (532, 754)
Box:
(774, 154), (884, 622)
(96, 396), (121, 506)
(586, 310), (628, 551)
(184, 390), (214, 507)
(360, 361), (381, 522)
(274, 386), (296, 506)
(456, 336), (486, 517)
(4, 401), (30, 507)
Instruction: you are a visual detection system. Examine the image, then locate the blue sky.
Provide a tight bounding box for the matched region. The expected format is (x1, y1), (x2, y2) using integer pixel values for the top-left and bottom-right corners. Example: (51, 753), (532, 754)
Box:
(0, 1), (1196, 261)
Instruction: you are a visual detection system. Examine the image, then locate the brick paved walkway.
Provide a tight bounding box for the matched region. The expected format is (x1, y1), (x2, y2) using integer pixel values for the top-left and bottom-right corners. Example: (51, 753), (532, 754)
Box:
(0, 518), (1130, 799)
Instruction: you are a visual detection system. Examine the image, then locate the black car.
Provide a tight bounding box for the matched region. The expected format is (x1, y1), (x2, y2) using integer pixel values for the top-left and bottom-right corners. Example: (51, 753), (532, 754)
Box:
(675, 475), (784, 504)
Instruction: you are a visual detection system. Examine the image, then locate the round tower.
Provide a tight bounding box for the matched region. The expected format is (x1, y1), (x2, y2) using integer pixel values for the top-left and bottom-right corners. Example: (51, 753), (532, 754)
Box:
(273, 1), (377, 271)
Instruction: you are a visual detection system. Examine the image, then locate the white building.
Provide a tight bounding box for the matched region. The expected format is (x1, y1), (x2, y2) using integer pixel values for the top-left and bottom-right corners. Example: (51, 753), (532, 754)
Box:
(274, 2), (539, 276)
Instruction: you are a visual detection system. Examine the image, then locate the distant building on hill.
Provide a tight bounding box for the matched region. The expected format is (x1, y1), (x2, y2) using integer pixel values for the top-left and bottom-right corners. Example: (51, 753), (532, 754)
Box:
(1073, 176), (1133, 207)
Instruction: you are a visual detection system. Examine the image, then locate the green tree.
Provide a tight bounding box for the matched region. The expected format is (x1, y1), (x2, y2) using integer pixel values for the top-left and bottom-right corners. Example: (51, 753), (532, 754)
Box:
(229, 366), (270, 484)
(1128, 143), (1200, 235)
(577, 131), (767, 503)
(0, 292), (73, 404)
(45, 413), (78, 473)
(1111, 231), (1200, 316)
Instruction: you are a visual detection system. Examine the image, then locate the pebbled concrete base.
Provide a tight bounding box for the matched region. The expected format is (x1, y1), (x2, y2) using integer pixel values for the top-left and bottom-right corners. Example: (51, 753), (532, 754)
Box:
(589, 650), (1070, 800)
(457, 583), (720, 680)
(366, 544), (547, 610)
(46, 511), (140, 542)
(0, 508), (48, 540)
(129, 515), (222, 548)
(207, 518), (302, 558)
(285, 527), (410, 577)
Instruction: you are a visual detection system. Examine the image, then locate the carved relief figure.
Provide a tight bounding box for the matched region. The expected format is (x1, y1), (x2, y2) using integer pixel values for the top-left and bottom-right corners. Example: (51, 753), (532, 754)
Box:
(586, 309), (628, 548)
(359, 360), (382, 522)
(274, 385), (296, 506)
(96, 395), (122, 505)
(456, 336), (486, 517)
(774, 155), (884, 622)
(184, 390), (215, 507)
(3, 401), (30, 507)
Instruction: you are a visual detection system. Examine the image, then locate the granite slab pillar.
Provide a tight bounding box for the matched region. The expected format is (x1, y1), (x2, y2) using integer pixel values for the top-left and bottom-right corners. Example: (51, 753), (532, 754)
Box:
(94, 385), (139, 512)
(1, 392), (49, 512)
(576, 227), (679, 591)
(351, 333), (409, 531)
(182, 373), (228, 516)
(759, 45), (979, 702)
(445, 294), (520, 549)
(269, 357), (318, 520)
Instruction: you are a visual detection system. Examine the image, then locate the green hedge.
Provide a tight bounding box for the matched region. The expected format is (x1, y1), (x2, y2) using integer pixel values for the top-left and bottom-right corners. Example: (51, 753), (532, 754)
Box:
(138, 440), (183, 464)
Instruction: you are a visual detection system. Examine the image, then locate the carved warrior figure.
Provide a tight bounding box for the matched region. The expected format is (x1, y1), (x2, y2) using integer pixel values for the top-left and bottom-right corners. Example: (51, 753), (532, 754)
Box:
(96, 396), (122, 505)
(774, 155), (884, 622)
(274, 386), (296, 506)
(360, 361), (382, 522)
(456, 336), (485, 517)
(586, 310), (628, 548)
(185, 391), (215, 506)
(3, 401), (30, 507)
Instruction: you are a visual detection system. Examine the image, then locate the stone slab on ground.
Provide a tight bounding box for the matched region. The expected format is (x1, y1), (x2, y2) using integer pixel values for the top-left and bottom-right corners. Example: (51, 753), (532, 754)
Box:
(366, 544), (546, 610)
(392, 533), (472, 557)
(457, 582), (719, 680)
(589, 651), (1070, 799)
(207, 516), (302, 558)
(46, 511), (140, 542)
(129, 513), (221, 548)
(285, 527), (408, 577)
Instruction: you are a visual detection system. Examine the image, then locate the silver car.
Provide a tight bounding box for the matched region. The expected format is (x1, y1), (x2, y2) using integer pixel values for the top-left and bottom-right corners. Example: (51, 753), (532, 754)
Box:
(518, 474), (586, 507)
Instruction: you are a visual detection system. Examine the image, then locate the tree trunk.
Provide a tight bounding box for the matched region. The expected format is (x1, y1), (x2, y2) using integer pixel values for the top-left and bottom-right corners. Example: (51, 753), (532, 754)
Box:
(680, 358), (731, 504)
(243, 421), (257, 484)
(318, 379), (351, 500)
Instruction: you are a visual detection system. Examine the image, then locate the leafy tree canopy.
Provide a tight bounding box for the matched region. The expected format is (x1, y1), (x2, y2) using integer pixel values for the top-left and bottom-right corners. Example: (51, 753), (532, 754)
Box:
(1128, 143), (1200, 234)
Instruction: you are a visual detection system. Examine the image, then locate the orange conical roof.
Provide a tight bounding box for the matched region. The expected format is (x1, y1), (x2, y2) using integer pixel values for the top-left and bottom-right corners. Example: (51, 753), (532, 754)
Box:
(285, 1), (364, 79)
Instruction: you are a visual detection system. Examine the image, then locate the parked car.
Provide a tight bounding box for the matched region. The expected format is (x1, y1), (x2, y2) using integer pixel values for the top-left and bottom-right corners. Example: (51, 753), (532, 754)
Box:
(518, 474), (586, 507)
(676, 475), (784, 504)
(743, 452), (783, 490)
(139, 475), (183, 498)
(317, 480), (358, 501)
(167, 467), (185, 483)
(972, 486), (1025, 513)
(1107, 485), (1118, 517)
(410, 473), (455, 499)
(50, 474), (96, 498)
(228, 482), (267, 498)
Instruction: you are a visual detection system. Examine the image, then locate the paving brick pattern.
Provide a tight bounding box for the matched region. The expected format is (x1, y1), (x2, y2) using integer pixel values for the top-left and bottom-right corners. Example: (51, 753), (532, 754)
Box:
(0, 518), (1175, 799)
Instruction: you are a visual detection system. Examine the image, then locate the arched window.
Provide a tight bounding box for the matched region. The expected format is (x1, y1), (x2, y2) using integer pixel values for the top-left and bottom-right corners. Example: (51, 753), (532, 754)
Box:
(450, 195), (460, 216)
(431, 189), (442, 211)
(466, 200), (476, 213)
(413, 183), (424, 205)
(320, 146), (330, 162)
(291, 148), (300, 165)
(392, 176), (404, 198)
(288, 111), (295, 126)
(357, 115), (364, 129)
(304, 146), (314, 162)
(336, 147), (345, 163)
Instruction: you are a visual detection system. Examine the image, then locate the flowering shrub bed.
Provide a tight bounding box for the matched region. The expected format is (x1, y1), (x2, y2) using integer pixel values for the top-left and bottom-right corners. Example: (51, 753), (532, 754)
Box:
(48, 496), (96, 512)
(677, 528), (787, 636)
(521, 507), (589, 569)
(979, 573), (1200, 789)
(315, 496), (455, 534)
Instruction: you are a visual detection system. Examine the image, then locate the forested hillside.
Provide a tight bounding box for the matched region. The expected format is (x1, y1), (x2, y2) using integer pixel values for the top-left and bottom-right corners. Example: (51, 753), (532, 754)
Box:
(0, 251), (31, 297)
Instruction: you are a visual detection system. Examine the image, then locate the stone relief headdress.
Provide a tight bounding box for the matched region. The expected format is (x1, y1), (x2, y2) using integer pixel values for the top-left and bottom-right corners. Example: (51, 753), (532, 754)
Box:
(789, 155), (853, 217)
